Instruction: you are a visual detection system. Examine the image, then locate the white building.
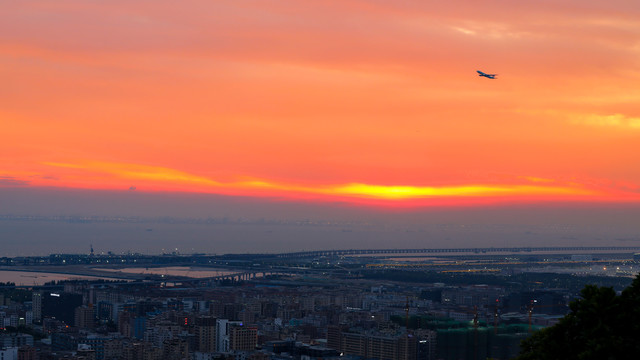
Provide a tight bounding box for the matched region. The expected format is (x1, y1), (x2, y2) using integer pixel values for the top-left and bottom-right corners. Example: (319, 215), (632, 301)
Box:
(216, 319), (242, 352)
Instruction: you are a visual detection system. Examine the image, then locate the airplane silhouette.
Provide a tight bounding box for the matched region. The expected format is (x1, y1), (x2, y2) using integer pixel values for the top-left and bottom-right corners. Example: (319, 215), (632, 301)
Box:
(477, 70), (497, 79)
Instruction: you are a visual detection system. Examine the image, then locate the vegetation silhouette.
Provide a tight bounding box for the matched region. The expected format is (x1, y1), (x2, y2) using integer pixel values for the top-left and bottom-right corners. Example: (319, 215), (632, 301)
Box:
(517, 274), (640, 359)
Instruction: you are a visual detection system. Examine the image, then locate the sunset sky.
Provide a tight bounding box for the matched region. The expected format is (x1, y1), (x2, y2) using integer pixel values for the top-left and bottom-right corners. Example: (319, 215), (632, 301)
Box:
(3, 0), (640, 208)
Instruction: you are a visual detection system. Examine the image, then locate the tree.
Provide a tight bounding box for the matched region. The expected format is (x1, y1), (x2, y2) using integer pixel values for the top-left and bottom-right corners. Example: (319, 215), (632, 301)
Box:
(517, 275), (640, 360)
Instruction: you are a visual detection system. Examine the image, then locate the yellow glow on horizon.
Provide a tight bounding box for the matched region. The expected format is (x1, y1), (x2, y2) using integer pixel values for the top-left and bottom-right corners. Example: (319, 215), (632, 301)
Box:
(573, 113), (640, 129)
(329, 183), (593, 200)
(36, 160), (603, 203)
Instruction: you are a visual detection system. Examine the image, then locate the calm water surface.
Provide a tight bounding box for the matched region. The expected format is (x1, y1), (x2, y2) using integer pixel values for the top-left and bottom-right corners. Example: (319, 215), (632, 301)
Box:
(99, 266), (237, 278)
(0, 270), (125, 286)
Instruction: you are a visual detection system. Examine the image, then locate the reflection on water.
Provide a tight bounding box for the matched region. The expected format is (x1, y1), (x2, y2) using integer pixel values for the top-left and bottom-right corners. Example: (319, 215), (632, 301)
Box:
(0, 267), (258, 286)
(99, 266), (237, 278)
(0, 271), (122, 286)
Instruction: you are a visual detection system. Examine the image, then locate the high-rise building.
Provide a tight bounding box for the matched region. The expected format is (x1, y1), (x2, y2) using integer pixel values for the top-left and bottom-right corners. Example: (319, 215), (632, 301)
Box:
(341, 332), (367, 357)
(118, 311), (134, 338)
(75, 305), (96, 329)
(216, 319), (243, 353)
(122, 341), (162, 360)
(17, 345), (37, 360)
(31, 292), (42, 324)
(195, 316), (217, 353)
(163, 338), (189, 360)
(329, 329), (417, 360)
(77, 344), (97, 360)
(229, 325), (257, 351)
(97, 301), (115, 322)
(327, 325), (348, 351)
(103, 338), (124, 360)
(0, 333), (34, 348)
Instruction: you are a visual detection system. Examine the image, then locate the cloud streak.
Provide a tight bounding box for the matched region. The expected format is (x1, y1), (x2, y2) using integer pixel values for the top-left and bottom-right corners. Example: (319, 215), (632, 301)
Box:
(0, 176), (30, 186)
(572, 113), (640, 129)
(31, 160), (614, 206)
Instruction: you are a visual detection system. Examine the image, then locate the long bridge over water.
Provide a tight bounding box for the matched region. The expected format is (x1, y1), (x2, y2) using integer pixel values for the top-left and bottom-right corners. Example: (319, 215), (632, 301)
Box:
(275, 246), (640, 258)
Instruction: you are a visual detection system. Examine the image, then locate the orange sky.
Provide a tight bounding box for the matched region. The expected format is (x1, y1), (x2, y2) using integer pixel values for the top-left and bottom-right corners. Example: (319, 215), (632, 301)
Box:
(2, 0), (640, 207)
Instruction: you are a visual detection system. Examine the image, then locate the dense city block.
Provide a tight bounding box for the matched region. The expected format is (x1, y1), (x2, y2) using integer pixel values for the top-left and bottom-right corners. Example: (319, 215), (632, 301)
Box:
(0, 249), (637, 360)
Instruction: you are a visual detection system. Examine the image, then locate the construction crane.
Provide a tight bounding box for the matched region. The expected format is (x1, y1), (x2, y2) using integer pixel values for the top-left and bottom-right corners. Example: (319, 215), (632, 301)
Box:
(404, 296), (410, 328)
(494, 299), (500, 334)
(473, 305), (479, 360)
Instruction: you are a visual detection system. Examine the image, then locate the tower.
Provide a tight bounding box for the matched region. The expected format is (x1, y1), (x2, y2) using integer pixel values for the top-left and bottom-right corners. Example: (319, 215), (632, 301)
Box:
(31, 292), (42, 324)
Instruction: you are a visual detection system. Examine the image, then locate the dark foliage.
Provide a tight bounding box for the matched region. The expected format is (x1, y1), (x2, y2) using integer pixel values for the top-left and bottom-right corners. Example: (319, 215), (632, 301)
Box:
(0, 287), (32, 303)
(517, 275), (640, 360)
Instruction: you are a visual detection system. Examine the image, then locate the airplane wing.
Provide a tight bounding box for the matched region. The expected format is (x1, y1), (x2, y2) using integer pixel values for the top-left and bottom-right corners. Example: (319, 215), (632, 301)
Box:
(477, 70), (497, 79)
